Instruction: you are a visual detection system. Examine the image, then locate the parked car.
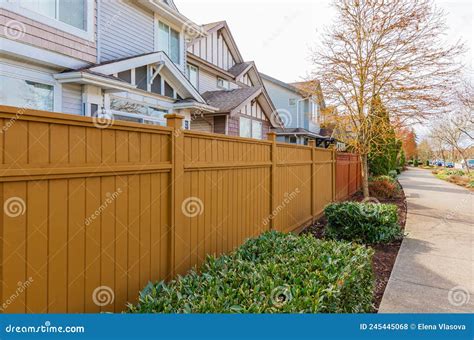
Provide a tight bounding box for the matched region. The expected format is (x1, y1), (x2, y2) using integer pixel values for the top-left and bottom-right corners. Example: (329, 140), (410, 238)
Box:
(446, 162), (454, 168)
(467, 159), (474, 169)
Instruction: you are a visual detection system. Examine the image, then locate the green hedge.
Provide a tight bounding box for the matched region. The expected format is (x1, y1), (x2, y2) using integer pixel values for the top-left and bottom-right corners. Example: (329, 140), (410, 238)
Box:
(325, 202), (402, 244)
(128, 232), (374, 313)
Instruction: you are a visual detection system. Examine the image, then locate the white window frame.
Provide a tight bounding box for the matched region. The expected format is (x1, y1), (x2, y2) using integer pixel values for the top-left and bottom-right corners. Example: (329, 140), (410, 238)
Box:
(187, 64), (199, 90)
(217, 77), (230, 90)
(155, 18), (181, 65)
(239, 116), (263, 139)
(288, 98), (296, 106)
(1, 0), (95, 41)
(0, 61), (61, 112)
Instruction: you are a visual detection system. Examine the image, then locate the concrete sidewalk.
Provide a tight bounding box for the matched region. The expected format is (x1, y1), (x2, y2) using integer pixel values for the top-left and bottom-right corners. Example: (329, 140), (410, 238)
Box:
(379, 168), (473, 313)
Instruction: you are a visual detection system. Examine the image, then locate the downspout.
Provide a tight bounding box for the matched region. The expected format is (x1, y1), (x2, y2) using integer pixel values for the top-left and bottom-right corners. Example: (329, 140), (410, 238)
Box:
(96, 0), (101, 64)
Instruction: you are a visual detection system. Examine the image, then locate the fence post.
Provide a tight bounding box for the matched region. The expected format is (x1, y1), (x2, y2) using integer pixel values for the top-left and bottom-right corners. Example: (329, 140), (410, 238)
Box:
(308, 140), (316, 222)
(332, 147), (337, 202)
(267, 132), (277, 230)
(165, 113), (185, 277)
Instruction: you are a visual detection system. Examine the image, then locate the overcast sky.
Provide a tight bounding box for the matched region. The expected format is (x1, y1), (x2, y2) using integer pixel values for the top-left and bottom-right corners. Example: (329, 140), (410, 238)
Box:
(176, 0), (473, 83)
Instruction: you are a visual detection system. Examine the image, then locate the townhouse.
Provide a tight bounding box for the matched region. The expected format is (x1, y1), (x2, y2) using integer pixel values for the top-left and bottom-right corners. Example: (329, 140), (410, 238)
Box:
(0, 0), (281, 139)
(261, 74), (332, 147)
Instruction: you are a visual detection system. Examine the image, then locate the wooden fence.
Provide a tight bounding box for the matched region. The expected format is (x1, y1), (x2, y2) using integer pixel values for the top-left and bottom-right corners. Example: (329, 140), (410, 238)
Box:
(0, 106), (360, 313)
(335, 153), (362, 201)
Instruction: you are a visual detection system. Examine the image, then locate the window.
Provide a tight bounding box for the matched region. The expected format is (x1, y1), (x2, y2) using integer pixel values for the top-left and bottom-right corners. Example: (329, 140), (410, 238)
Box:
(239, 117), (263, 139)
(109, 98), (167, 126)
(252, 120), (262, 139)
(164, 81), (174, 98)
(135, 66), (148, 91)
(289, 98), (296, 106)
(187, 64), (198, 89)
(20, 0), (86, 30)
(158, 22), (180, 64)
(0, 75), (54, 111)
(239, 117), (251, 138)
(217, 77), (231, 90)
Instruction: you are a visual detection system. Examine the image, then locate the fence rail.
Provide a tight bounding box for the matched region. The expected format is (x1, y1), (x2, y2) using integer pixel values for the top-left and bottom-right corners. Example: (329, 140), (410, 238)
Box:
(0, 105), (360, 313)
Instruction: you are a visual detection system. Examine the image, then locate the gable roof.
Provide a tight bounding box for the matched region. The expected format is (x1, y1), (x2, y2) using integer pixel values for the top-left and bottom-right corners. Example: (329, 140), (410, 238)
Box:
(260, 73), (303, 95)
(59, 52), (206, 104)
(190, 21), (244, 64)
(228, 62), (253, 78)
(291, 80), (326, 109)
(202, 87), (262, 113)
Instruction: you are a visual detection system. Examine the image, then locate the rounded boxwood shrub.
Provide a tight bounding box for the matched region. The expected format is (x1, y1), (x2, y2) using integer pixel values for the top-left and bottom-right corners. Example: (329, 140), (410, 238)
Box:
(324, 202), (402, 244)
(128, 232), (374, 313)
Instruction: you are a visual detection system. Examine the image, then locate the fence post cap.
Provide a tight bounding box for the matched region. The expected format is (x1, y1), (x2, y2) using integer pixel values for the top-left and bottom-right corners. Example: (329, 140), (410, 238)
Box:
(267, 131), (277, 141)
(164, 113), (185, 120)
(308, 140), (316, 147)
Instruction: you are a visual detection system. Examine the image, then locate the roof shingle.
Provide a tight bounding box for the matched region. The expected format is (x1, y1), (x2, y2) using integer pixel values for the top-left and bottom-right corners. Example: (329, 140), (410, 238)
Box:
(201, 87), (262, 113)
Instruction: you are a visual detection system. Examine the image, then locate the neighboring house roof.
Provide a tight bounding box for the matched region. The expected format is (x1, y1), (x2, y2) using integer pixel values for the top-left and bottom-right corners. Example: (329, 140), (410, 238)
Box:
(202, 87), (262, 113)
(228, 62), (253, 78)
(291, 80), (326, 109)
(260, 73), (303, 96)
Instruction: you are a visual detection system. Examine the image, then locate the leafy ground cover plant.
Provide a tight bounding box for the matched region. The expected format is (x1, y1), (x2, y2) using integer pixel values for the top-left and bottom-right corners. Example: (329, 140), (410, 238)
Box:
(324, 202), (402, 244)
(128, 231), (374, 313)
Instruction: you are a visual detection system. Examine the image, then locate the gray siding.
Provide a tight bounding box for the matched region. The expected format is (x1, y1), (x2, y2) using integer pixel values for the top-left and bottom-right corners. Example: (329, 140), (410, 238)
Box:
(99, 0), (154, 62)
(262, 79), (301, 128)
(62, 84), (83, 115)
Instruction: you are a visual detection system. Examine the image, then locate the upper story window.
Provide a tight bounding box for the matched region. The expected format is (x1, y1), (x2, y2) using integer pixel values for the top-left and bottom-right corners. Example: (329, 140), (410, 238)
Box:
(289, 98), (296, 106)
(187, 64), (199, 89)
(158, 22), (180, 64)
(20, 0), (86, 30)
(217, 77), (231, 90)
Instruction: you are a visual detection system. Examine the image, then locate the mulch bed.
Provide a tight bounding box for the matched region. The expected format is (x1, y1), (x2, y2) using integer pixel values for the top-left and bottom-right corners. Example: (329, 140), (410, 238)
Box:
(301, 182), (407, 313)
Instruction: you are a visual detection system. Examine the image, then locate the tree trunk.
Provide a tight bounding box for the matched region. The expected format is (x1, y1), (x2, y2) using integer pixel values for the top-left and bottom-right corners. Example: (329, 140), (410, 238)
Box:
(360, 153), (370, 198)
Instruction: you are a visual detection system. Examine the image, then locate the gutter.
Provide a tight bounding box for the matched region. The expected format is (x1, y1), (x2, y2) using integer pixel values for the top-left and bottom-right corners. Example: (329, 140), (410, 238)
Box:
(54, 72), (137, 92)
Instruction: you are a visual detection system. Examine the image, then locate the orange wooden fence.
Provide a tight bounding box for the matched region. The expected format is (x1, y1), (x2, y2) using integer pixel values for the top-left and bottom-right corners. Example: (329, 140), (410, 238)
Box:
(335, 153), (362, 201)
(0, 106), (359, 313)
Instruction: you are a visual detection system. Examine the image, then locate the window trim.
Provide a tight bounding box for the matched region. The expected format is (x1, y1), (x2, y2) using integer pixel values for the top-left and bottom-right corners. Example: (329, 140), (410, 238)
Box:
(187, 64), (199, 90)
(0, 62), (61, 112)
(155, 19), (182, 65)
(239, 116), (263, 140)
(1, 0), (95, 42)
(217, 77), (230, 90)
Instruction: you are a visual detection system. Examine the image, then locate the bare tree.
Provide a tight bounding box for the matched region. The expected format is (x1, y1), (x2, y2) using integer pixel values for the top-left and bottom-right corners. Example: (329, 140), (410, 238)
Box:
(311, 0), (464, 197)
(431, 111), (473, 173)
